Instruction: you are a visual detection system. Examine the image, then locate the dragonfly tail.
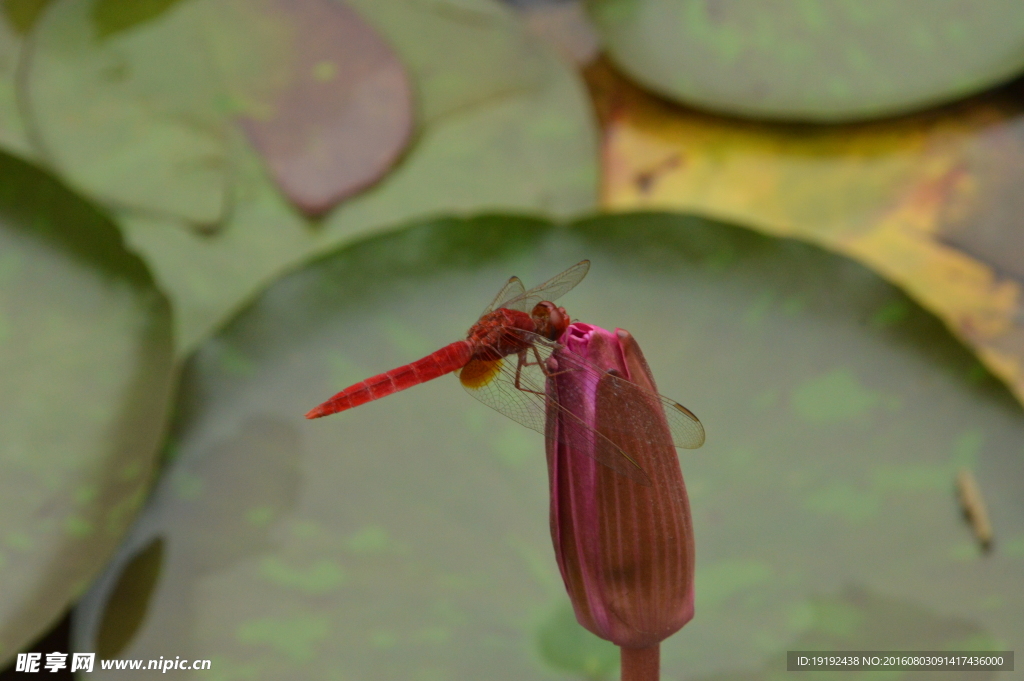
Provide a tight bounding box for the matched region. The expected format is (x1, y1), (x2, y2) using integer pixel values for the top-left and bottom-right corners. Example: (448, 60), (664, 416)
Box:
(306, 341), (473, 419)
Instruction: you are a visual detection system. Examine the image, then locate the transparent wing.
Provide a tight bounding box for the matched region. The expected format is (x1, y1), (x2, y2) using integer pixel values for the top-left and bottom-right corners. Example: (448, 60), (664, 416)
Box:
(482, 276), (526, 315)
(541, 338), (705, 449)
(456, 327), (705, 484)
(457, 339), (651, 485)
(556, 351), (706, 449)
(498, 260), (590, 313)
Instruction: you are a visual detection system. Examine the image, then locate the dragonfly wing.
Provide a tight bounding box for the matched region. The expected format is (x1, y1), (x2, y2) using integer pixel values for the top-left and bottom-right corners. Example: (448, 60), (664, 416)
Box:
(458, 332), (651, 485)
(458, 354), (547, 434)
(483, 276), (526, 314)
(595, 372), (706, 449)
(500, 260), (590, 312)
(517, 330), (706, 450)
(661, 397), (706, 449)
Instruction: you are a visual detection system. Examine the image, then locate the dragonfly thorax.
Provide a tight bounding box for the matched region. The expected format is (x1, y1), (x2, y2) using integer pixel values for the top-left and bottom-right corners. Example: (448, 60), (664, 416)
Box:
(466, 308), (536, 360)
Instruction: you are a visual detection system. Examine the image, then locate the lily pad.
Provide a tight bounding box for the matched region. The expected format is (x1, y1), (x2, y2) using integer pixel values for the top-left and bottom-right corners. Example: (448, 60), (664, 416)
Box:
(589, 0), (1024, 122)
(236, 0), (413, 215)
(27, 0), (597, 355)
(72, 213), (1024, 678)
(0, 151), (175, 665)
(0, 4), (38, 160)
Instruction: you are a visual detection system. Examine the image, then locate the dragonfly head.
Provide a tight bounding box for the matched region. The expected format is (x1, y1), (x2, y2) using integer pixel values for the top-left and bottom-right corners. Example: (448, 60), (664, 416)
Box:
(531, 301), (570, 340)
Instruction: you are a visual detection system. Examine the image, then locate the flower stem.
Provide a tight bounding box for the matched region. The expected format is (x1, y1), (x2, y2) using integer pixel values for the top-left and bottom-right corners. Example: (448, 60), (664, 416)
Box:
(620, 645), (659, 681)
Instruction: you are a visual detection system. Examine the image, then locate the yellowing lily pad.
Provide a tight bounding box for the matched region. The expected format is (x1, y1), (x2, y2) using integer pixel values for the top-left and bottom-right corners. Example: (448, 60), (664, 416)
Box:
(592, 58), (1024, 410)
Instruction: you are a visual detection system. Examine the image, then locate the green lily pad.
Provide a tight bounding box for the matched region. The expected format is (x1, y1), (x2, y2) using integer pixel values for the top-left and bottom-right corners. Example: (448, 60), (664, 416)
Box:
(26, 0), (597, 355)
(72, 213), (1024, 678)
(0, 151), (175, 664)
(589, 0), (1024, 121)
(0, 4), (38, 160)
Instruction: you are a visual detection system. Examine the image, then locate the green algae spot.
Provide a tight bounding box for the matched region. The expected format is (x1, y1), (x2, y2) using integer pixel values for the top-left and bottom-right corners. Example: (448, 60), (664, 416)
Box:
(803, 482), (878, 523)
(258, 556), (346, 594)
(696, 559), (773, 608)
(790, 368), (879, 423)
(245, 505), (276, 527)
(590, 0), (641, 27)
(965, 361), (990, 384)
(312, 60), (336, 82)
(236, 615), (330, 661)
(91, 0), (184, 38)
(1002, 536), (1024, 557)
(64, 515), (95, 538)
(872, 462), (951, 493)
(810, 598), (864, 638)
(74, 485), (99, 505)
(345, 525), (392, 554)
(871, 300), (910, 328)
(535, 600), (618, 680)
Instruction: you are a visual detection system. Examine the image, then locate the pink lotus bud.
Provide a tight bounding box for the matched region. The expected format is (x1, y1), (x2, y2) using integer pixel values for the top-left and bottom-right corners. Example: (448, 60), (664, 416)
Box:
(545, 323), (695, 652)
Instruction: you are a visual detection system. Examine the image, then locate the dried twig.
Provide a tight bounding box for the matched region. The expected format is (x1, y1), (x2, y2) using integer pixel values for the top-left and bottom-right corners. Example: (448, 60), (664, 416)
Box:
(956, 468), (993, 551)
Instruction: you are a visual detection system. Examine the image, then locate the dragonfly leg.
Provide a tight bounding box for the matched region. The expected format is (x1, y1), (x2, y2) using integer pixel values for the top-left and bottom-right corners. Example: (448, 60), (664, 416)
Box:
(513, 346), (578, 399)
(527, 345), (578, 378)
(513, 351), (546, 396)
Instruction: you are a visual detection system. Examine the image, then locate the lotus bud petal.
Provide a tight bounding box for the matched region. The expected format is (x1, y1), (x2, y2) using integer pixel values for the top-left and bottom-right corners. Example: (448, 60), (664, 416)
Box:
(545, 323), (695, 650)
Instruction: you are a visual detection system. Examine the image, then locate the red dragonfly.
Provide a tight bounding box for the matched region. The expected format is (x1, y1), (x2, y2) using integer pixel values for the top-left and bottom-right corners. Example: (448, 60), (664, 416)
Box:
(306, 261), (704, 484)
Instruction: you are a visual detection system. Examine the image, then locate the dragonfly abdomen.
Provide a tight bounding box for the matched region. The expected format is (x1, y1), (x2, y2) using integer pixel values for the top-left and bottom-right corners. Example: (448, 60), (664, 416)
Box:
(305, 341), (473, 419)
